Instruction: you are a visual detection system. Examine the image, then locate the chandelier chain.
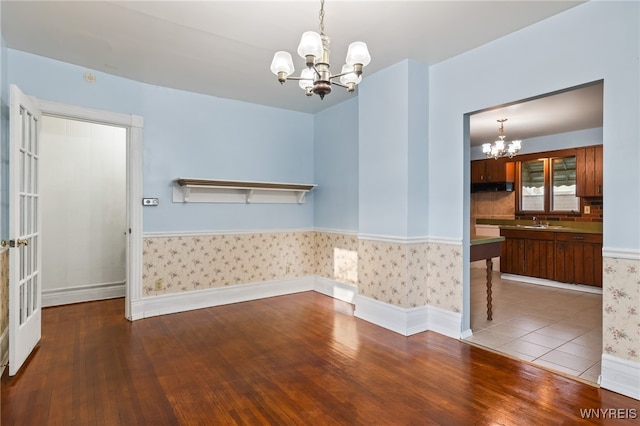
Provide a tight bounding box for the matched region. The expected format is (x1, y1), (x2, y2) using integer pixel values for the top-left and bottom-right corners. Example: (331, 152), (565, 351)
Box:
(319, 0), (325, 35)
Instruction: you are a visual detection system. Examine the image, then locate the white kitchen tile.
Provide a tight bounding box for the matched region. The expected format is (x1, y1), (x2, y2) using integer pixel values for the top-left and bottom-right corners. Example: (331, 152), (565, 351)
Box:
(499, 339), (552, 359)
(538, 350), (598, 373)
(555, 341), (601, 362)
(518, 331), (567, 349)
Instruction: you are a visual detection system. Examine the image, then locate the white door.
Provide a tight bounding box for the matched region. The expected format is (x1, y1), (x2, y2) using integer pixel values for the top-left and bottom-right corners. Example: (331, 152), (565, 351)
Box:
(6, 85), (42, 375)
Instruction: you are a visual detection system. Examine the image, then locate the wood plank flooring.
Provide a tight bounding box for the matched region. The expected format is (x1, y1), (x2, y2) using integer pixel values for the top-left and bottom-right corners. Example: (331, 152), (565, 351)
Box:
(2, 292), (639, 425)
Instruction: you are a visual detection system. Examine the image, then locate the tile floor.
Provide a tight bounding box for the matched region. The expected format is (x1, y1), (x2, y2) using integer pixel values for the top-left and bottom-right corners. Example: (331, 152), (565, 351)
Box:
(465, 268), (602, 384)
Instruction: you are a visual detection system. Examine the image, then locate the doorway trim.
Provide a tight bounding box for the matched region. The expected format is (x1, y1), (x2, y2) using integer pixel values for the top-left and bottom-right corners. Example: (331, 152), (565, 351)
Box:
(35, 98), (143, 320)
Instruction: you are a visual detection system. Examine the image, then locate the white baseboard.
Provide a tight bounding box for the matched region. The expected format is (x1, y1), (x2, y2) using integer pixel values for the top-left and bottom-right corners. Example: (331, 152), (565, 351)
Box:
(500, 274), (603, 295)
(1, 327), (8, 376)
(600, 354), (640, 400)
(313, 276), (357, 304)
(42, 281), (126, 307)
(427, 305), (464, 339)
(128, 276), (462, 341)
(130, 276), (315, 320)
(353, 295), (461, 338)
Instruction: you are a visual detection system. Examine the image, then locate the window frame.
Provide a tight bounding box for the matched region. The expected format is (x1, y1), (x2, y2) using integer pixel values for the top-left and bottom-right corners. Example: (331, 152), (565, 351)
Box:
(515, 148), (581, 215)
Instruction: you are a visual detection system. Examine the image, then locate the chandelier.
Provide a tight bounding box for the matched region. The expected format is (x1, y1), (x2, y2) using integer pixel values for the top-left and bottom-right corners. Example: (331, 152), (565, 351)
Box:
(482, 119), (522, 159)
(270, 0), (371, 99)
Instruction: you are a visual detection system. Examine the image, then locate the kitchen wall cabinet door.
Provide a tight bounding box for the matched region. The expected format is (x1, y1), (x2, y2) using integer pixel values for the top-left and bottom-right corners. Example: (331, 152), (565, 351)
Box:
(576, 145), (603, 197)
(471, 159), (515, 183)
(554, 233), (603, 287)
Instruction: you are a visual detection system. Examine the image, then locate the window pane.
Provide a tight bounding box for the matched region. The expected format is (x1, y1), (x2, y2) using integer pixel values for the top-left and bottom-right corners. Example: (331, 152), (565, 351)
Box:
(552, 156), (579, 211)
(521, 159), (545, 211)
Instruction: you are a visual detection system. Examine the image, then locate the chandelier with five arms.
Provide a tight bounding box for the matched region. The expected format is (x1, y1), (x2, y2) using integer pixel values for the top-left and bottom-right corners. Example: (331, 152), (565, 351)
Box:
(270, 0), (371, 99)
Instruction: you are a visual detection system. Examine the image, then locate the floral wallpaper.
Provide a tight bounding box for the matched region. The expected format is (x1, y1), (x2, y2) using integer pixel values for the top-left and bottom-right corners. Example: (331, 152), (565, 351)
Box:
(603, 257), (640, 363)
(358, 239), (409, 307)
(143, 232), (464, 314)
(142, 232), (314, 296)
(407, 242), (463, 312)
(314, 232), (358, 285)
(1, 249), (8, 334)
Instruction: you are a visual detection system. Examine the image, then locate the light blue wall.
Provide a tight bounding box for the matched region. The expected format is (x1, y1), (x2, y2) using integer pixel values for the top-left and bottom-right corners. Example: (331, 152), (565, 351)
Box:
(406, 60), (429, 237)
(313, 97), (359, 232)
(470, 127), (603, 161)
(358, 61), (410, 237)
(430, 1), (639, 251)
(7, 50), (315, 233)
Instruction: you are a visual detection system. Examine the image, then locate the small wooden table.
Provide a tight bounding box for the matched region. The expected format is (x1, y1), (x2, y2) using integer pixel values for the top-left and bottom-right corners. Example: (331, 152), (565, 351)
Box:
(470, 235), (505, 321)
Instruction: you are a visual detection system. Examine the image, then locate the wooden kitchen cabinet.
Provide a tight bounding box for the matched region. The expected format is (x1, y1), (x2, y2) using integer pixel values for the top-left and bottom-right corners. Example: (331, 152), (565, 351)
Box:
(554, 232), (603, 287)
(500, 228), (602, 287)
(500, 229), (555, 280)
(576, 145), (603, 197)
(471, 158), (515, 183)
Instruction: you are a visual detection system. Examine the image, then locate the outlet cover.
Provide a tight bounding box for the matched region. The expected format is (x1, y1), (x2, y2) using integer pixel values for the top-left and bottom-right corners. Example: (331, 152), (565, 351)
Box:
(143, 198), (159, 206)
(584, 205), (591, 214)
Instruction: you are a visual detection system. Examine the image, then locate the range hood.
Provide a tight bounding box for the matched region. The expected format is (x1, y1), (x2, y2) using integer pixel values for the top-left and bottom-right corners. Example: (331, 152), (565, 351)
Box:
(471, 182), (514, 193)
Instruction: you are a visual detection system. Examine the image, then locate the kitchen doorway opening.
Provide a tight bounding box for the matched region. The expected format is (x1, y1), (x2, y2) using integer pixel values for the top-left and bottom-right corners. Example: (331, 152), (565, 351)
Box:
(462, 80), (604, 385)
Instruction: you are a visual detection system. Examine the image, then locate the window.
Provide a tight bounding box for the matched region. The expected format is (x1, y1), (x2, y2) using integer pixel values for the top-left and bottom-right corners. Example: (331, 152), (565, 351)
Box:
(551, 157), (579, 212)
(518, 155), (579, 213)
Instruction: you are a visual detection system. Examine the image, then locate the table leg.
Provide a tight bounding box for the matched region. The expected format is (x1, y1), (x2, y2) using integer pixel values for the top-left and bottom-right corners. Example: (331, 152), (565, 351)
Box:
(486, 258), (493, 321)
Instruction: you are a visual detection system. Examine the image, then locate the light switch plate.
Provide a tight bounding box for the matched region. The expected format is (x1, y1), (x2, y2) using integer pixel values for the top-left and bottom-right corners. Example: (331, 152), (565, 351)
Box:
(142, 198), (159, 206)
(584, 205), (590, 214)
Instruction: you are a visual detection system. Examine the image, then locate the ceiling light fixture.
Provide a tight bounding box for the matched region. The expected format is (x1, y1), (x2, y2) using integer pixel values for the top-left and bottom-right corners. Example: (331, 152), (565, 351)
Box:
(482, 119), (522, 159)
(270, 0), (371, 99)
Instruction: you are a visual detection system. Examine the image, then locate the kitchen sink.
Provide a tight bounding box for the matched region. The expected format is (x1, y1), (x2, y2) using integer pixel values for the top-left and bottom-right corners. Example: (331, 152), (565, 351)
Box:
(516, 224), (567, 229)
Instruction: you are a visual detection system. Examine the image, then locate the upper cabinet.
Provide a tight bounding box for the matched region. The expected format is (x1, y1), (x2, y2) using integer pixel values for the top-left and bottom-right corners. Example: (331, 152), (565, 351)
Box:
(576, 145), (603, 197)
(471, 158), (515, 183)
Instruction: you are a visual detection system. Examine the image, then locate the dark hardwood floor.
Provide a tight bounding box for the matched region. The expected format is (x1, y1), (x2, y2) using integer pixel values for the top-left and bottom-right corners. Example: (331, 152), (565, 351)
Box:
(2, 292), (638, 425)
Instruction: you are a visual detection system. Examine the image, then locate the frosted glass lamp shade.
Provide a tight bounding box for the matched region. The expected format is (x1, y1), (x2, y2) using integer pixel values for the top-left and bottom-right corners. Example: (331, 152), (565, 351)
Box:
(339, 64), (361, 85)
(297, 31), (323, 59)
(346, 42), (371, 66)
(482, 143), (492, 154)
(298, 68), (315, 90)
(270, 51), (295, 76)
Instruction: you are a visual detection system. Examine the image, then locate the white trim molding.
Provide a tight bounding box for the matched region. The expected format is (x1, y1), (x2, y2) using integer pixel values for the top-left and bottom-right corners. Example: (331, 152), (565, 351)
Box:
(500, 274), (603, 294)
(143, 228), (315, 239)
(358, 233), (463, 246)
(602, 247), (640, 260)
(353, 295), (462, 338)
(600, 354), (640, 400)
(314, 276), (357, 304)
(314, 228), (359, 236)
(42, 282), (125, 307)
(130, 277), (315, 320)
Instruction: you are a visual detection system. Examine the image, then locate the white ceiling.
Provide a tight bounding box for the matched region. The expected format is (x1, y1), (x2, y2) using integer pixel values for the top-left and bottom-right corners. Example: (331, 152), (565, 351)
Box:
(1, 0), (601, 142)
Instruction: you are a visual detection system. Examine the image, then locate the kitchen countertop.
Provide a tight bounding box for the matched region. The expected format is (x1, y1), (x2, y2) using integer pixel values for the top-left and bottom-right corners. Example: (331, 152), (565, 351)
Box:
(476, 218), (602, 235)
(470, 235), (505, 245)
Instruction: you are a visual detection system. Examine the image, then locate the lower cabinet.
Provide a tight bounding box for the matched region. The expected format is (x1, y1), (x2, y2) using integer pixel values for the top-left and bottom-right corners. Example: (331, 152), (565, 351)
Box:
(500, 230), (555, 280)
(554, 233), (603, 287)
(500, 229), (602, 287)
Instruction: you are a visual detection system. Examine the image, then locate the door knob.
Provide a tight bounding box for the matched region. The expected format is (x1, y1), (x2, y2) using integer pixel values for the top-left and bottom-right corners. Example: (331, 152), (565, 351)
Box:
(1, 239), (28, 248)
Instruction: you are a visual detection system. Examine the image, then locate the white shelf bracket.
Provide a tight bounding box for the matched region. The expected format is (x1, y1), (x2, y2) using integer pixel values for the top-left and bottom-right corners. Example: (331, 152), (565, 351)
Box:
(183, 187), (191, 202)
(246, 189), (255, 203)
(297, 191), (306, 204)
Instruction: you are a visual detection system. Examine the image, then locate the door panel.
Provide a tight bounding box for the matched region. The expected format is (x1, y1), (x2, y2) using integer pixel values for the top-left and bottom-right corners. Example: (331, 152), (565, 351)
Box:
(8, 85), (42, 376)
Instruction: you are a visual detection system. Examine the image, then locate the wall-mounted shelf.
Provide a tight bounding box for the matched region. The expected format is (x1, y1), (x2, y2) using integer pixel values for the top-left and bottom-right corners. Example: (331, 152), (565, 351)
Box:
(172, 178), (317, 204)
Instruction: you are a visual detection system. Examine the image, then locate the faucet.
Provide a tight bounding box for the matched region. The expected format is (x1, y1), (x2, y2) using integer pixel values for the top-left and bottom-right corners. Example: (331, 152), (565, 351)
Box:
(533, 216), (539, 225)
